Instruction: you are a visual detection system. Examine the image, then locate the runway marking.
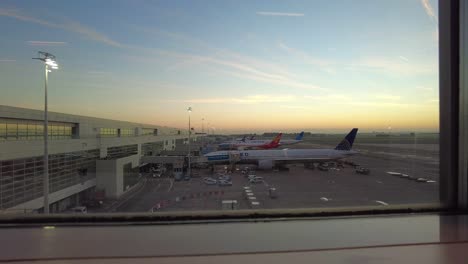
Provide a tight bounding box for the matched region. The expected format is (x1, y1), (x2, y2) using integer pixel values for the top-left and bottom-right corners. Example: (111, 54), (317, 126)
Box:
(109, 178), (148, 211)
(375, 200), (389, 206)
(167, 179), (174, 192)
(376, 181), (383, 184)
(320, 197), (330, 202)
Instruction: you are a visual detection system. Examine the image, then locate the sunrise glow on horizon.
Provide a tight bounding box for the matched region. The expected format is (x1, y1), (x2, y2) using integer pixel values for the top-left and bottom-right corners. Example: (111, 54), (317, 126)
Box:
(0, 0), (439, 133)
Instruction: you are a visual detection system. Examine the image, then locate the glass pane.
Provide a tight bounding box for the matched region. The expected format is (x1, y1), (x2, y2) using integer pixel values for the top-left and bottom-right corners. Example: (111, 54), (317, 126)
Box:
(27, 123), (36, 140)
(0, 1), (440, 216)
(17, 124), (27, 139)
(0, 122), (6, 140)
(6, 123), (17, 140)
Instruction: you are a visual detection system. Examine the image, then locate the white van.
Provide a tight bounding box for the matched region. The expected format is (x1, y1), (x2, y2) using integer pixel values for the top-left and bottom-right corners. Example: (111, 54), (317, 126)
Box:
(69, 206), (87, 214)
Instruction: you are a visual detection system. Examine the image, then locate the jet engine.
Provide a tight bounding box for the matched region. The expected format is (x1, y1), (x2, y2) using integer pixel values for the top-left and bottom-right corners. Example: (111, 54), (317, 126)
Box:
(257, 159), (274, 170)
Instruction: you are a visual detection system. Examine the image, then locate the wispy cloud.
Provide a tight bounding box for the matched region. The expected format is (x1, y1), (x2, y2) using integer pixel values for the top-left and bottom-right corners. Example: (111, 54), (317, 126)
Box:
(303, 93), (422, 108)
(211, 67), (324, 90)
(126, 34), (324, 90)
(375, 94), (401, 100)
(279, 105), (309, 110)
(279, 42), (333, 67)
(87, 71), (110, 74)
(420, 0), (437, 22)
(0, 8), (121, 47)
(349, 101), (417, 108)
(416, 86), (434, 91)
(304, 94), (348, 100)
(351, 57), (435, 75)
(86, 71), (113, 76)
(398, 56), (409, 62)
(256, 11), (304, 17)
(137, 28), (295, 78)
(279, 42), (435, 76)
(27, 40), (67, 46)
(170, 94), (296, 104)
(433, 28), (439, 42)
(419, 1), (438, 45)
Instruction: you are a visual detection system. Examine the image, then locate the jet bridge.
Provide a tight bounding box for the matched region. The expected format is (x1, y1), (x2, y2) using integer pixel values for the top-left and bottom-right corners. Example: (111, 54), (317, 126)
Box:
(140, 156), (208, 177)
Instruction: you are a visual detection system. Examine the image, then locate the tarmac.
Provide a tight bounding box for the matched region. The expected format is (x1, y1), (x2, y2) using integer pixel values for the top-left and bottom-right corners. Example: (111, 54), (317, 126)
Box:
(114, 144), (439, 212)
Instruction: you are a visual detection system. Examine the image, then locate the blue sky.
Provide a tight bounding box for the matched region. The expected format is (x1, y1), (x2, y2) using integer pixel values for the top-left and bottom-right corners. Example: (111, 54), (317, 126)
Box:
(0, 0), (438, 133)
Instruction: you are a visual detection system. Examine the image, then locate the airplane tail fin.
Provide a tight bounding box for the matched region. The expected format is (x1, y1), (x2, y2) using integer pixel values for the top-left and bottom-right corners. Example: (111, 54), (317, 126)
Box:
(334, 128), (358, 151)
(295, 131), (305, 140)
(241, 136), (246, 142)
(250, 134), (256, 140)
(270, 133), (282, 146)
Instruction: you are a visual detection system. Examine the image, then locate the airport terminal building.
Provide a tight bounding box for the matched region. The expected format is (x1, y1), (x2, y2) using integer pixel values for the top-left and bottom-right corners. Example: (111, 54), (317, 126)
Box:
(0, 105), (189, 213)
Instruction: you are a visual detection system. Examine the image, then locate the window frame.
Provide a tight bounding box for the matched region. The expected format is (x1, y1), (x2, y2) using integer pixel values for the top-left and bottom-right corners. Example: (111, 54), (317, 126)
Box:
(439, 0), (461, 208)
(0, 0), (465, 224)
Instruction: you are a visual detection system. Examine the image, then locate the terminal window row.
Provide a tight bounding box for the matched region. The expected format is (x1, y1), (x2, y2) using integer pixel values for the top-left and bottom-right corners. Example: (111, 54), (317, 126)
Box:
(99, 128), (158, 137)
(106, 144), (138, 159)
(0, 118), (76, 141)
(0, 149), (99, 210)
(142, 128), (158, 136)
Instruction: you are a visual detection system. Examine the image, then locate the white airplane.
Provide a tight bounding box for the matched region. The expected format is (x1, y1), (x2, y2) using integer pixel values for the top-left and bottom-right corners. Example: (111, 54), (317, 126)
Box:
(220, 131), (303, 150)
(206, 129), (358, 170)
(235, 135), (256, 141)
(219, 133), (282, 150)
(279, 131), (304, 146)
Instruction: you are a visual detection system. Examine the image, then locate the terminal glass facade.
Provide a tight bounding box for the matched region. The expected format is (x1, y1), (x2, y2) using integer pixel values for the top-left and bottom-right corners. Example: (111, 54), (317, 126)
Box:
(120, 128), (134, 137)
(106, 144), (138, 159)
(142, 128), (157, 136)
(0, 118), (76, 141)
(142, 142), (163, 156)
(99, 128), (118, 137)
(0, 149), (99, 210)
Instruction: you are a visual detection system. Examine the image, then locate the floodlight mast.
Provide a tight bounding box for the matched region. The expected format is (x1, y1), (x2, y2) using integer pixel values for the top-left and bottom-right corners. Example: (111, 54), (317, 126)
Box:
(32, 51), (59, 214)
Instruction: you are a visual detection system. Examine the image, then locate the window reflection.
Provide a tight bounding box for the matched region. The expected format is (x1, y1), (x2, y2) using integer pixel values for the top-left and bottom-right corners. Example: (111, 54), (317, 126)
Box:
(0, 118), (76, 141)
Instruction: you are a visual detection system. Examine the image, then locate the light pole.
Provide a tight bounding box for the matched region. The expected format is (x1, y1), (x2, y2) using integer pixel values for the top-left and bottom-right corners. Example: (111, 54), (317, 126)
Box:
(187, 107), (192, 177)
(33, 51), (58, 214)
(201, 117), (205, 148)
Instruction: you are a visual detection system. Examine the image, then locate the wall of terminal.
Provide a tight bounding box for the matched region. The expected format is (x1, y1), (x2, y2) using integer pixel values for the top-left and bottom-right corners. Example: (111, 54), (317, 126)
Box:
(142, 142), (164, 156)
(0, 105), (193, 210)
(0, 105), (187, 139)
(0, 149), (99, 209)
(163, 139), (176, 151)
(6, 178), (96, 213)
(0, 118), (77, 141)
(96, 155), (139, 199)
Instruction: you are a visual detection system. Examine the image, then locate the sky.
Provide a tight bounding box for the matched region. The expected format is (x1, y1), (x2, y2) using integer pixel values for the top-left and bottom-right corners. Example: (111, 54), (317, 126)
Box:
(0, 0), (439, 133)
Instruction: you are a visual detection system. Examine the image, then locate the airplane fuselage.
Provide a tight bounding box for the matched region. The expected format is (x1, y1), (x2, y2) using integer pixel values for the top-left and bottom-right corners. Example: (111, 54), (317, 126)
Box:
(205, 149), (356, 163)
(279, 139), (302, 145)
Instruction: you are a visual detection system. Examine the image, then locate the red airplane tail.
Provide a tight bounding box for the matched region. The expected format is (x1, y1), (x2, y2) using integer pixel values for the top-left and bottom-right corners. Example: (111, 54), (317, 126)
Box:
(264, 133), (282, 149)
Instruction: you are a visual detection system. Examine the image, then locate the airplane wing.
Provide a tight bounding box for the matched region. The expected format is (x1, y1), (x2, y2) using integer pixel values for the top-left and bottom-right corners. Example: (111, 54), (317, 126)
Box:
(257, 157), (338, 165)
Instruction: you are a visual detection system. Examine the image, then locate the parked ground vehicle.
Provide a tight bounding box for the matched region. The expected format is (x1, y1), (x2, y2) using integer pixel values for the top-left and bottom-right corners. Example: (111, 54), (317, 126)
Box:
(218, 180), (233, 186)
(218, 175), (232, 181)
(68, 206), (87, 214)
(356, 167), (370, 175)
(250, 178), (263, 184)
(203, 177), (218, 185)
(318, 165), (329, 171)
